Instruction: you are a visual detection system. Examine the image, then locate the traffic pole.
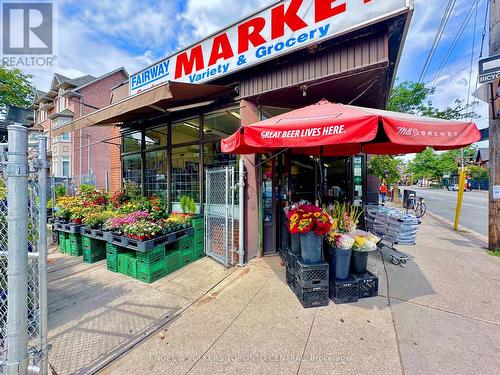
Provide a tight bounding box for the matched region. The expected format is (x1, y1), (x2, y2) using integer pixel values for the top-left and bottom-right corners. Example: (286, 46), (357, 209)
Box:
(488, 0), (500, 250)
(454, 170), (466, 230)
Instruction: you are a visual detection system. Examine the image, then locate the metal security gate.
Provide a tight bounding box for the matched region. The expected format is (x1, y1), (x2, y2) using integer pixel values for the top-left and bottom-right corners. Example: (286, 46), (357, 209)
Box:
(0, 126), (48, 375)
(205, 166), (241, 268)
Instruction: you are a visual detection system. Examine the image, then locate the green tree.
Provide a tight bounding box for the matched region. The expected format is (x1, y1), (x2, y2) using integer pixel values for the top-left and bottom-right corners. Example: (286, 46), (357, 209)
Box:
(467, 165), (489, 181)
(0, 66), (35, 115)
(388, 80), (479, 120)
(368, 155), (402, 184)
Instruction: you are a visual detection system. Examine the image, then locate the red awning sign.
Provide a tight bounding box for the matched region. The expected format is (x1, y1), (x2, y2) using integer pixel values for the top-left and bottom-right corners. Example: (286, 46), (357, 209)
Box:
(221, 100), (480, 155)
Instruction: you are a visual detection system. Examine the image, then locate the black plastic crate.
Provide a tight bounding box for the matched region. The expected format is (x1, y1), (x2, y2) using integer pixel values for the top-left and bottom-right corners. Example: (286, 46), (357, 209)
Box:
(352, 271), (379, 299)
(329, 277), (359, 304)
(294, 283), (329, 308)
(284, 251), (297, 270)
(286, 266), (295, 290)
(294, 257), (329, 289)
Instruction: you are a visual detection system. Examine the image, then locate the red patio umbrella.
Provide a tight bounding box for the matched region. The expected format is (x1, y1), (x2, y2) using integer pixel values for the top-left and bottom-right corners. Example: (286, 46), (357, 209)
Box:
(221, 100), (480, 155)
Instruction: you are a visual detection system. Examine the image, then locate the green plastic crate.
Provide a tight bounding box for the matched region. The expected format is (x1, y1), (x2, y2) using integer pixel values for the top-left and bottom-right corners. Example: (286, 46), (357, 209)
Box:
(59, 233), (67, 252)
(117, 252), (136, 275)
(136, 245), (165, 264)
(64, 239), (71, 254)
(82, 236), (92, 248)
(83, 247), (106, 264)
(170, 236), (193, 251)
(107, 253), (118, 272)
(69, 242), (83, 256)
(165, 250), (181, 275)
(191, 217), (204, 229)
(193, 246), (205, 260)
(192, 235), (204, 249)
(181, 248), (193, 266)
(82, 237), (105, 252)
(68, 233), (81, 245)
(127, 257), (138, 278)
(106, 243), (121, 255)
(137, 259), (166, 284)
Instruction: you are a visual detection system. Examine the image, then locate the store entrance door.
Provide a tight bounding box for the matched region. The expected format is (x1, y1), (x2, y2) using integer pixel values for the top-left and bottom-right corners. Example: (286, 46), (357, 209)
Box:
(261, 153), (354, 256)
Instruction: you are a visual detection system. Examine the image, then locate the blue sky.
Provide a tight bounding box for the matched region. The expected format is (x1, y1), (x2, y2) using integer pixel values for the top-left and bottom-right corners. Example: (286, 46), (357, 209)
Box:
(27, 0), (490, 131)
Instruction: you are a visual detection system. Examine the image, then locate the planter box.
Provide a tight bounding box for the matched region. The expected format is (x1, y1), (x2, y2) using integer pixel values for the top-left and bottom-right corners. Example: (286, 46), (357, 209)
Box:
(80, 226), (111, 241)
(108, 226), (194, 253)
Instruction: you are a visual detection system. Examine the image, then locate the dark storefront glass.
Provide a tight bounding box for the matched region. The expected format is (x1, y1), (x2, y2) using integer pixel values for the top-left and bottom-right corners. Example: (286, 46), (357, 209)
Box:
(123, 154), (142, 187)
(145, 126), (168, 149)
(123, 131), (142, 153)
(172, 117), (200, 144)
(145, 150), (168, 196)
(204, 142), (237, 169)
(171, 145), (201, 203)
(203, 108), (240, 141)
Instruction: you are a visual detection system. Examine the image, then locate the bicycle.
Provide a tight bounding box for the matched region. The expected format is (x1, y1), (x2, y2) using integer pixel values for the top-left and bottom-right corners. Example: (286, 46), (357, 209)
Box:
(406, 195), (426, 218)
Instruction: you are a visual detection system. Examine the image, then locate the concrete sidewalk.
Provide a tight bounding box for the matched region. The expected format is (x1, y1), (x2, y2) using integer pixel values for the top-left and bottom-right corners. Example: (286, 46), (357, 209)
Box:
(47, 214), (500, 375)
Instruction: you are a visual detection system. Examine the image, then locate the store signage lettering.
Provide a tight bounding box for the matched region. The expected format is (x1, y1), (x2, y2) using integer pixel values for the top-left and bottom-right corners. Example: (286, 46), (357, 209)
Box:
(260, 125), (345, 139)
(130, 0), (407, 95)
(396, 127), (459, 138)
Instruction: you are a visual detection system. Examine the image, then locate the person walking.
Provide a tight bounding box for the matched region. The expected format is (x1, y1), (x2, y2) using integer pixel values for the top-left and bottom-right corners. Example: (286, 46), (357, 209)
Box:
(379, 182), (388, 203)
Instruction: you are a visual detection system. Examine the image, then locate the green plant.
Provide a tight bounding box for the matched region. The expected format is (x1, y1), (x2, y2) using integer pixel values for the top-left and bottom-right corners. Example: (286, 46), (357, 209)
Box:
(180, 195), (196, 215)
(54, 184), (66, 198)
(488, 250), (500, 257)
(83, 211), (117, 229)
(79, 184), (96, 196)
(123, 181), (142, 201)
(123, 220), (162, 240)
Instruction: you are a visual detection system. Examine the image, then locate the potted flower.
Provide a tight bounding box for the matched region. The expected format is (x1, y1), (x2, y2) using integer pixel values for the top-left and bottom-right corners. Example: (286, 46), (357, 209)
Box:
(105, 211), (149, 234)
(70, 206), (90, 224)
(286, 205), (305, 256)
(288, 205), (332, 263)
(83, 210), (117, 230)
(123, 220), (162, 241)
(327, 233), (354, 280)
(350, 232), (379, 274)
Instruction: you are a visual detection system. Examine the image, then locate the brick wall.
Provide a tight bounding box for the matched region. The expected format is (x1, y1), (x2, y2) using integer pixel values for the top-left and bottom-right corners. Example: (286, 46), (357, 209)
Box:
(71, 71), (127, 189)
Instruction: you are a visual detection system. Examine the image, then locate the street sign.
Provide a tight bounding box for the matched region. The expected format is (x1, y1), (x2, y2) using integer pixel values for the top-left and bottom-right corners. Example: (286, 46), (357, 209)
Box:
(479, 54), (500, 83)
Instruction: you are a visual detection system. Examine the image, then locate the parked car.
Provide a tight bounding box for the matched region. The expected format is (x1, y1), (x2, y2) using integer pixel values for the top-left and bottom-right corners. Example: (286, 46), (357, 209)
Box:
(447, 184), (467, 192)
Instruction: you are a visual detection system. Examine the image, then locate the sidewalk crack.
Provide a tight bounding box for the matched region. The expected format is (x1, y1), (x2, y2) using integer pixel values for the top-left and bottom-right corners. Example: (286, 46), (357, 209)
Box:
(184, 276), (272, 374)
(296, 307), (318, 375)
(382, 254), (406, 375)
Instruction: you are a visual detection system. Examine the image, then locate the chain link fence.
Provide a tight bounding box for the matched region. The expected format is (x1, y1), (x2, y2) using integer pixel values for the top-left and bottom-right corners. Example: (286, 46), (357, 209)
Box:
(205, 167), (240, 268)
(0, 126), (48, 375)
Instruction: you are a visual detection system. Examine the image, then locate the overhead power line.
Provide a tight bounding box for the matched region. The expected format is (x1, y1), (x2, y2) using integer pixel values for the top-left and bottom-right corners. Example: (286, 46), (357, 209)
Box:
(429, 0), (479, 87)
(479, 0), (490, 58)
(466, 0), (480, 122)
(418, 0), (457, 83)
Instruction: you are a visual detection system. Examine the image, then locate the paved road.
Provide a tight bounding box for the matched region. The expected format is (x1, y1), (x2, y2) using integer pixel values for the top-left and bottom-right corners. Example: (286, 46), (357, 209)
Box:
(407, 187), (488, 237)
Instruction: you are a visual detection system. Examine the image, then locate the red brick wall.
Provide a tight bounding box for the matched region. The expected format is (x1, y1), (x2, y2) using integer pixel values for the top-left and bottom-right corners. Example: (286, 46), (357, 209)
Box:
(109, 126), (122, 193)
(71, 71), (127, 189)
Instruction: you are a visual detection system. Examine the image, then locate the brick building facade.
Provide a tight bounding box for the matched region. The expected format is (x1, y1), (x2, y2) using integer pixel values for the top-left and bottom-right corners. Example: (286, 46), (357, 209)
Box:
(32, 68), (128, 189)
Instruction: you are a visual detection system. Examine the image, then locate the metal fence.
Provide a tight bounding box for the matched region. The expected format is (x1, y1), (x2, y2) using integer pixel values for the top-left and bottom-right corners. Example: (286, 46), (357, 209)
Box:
(205, 165), (243, 268)
(0, 125), (48, 375)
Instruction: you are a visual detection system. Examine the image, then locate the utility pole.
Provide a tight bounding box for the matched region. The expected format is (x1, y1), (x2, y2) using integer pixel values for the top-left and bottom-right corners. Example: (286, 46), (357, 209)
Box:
(489, 0), (500, 250)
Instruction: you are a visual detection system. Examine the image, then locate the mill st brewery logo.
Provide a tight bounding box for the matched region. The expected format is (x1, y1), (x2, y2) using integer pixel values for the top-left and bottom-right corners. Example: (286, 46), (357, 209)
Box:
(2, 1), (57, 68)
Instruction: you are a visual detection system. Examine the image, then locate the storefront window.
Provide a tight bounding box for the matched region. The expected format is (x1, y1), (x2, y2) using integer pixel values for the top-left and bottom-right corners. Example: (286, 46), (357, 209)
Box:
(145, 126), (168, 149)
(203, 142), (237, 169)
(145, 150), (168, 197)
(203, 108), (241, 141)
(123, 154), (142, 188)
(172, 117), (200, 145)
(123, 131), (142, 153)
(171, 145), (200, 203)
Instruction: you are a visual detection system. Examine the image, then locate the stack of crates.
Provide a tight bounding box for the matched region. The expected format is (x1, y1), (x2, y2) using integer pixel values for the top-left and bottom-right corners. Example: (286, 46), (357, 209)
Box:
(192, 217), (205, 260)
(82, 236), (106, 264)
(106, 243), (123, 272)
(117, 251), (138, 278)
(67, 233), (83, 256)
(136, 245), (166, 284)
(165, 247), (181, 275)
(170, 236), (194, 268)
(58, 232), (68, 253)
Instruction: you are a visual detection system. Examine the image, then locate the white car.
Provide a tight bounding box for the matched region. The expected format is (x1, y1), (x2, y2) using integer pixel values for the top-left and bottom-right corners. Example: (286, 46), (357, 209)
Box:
(447, 184), (467, 192)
